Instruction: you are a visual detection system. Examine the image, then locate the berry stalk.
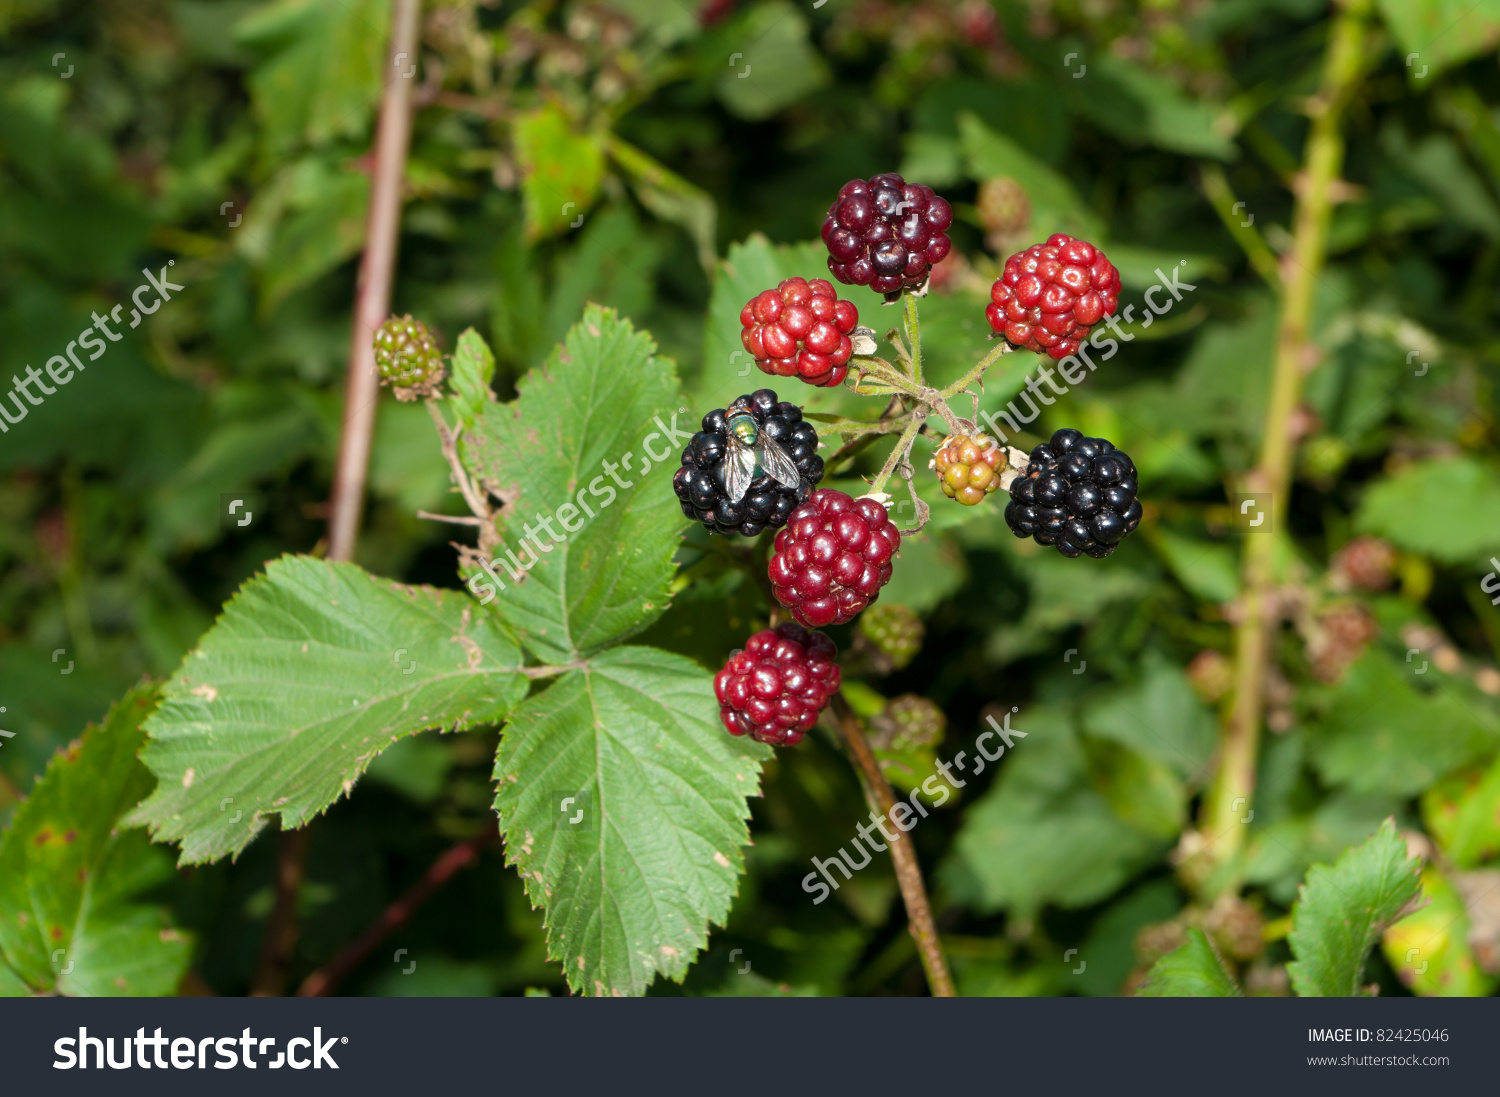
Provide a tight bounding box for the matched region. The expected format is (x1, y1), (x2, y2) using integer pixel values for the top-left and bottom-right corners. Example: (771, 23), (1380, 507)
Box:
(1198, 0), (1376, 887)
(829, 691), (956, 997)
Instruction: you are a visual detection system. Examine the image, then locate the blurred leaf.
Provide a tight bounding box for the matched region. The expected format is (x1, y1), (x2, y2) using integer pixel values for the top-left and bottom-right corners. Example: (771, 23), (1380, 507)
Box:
(710, 2), (829, 121)
(912, 77), (1069, 164)
(1381, 126), (1500, 239)
(1065, 55), (1236, 160)
(127, 555), (527, 863)
(1076, 879), (1183, 996)
(1374, 0), (1500, 82)
(1356, 456), (1500, 564)
(946, 707), (1165, 917)
(369, 955), (496, 996)
(609, 136), (718, 275)
(1287, 818), (1423, 997)
(1082, 736), (1187, 839)
(1422, 757), (1500, 868)
(1150, 529), (1239, 604)
(1242, 792), (1406, 906)
(369, 398), (455, 515)
(545, 207), (662, 350)
(513, 105), (606, 242)
(872, 529), (968, 615)
(958, 113), (1103, 241)
(1382, 867), (1497, 996)
(237, 0), (386, 160)
(363, 734), (455, 803)
(0, 685), (192, 996)
(492, 646), (769, 996)
(1135, 928), (1241, 996)
(462, 308), (686, 663)
(1082, 653), (1217, 781)
(1309, 649), (1500, 797)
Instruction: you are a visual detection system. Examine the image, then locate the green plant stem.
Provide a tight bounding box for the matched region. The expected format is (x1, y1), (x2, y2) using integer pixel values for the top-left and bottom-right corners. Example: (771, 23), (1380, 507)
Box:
(1199, 164), (1282, 289)
(1198, 0), (1374, 887)
(903, 294), (923, 384)
(829, 692), (956, 997)
(867, 415), (924, 496)
(937, 340), (1013, 401)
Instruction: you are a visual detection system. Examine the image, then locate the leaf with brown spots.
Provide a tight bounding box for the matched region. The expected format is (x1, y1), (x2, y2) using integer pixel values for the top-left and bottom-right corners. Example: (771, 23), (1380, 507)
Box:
(0, 684), (191, 996)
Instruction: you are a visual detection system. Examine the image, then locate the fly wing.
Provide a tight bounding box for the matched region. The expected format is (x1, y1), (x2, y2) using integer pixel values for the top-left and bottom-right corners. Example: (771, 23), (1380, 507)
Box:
(757, 436), (803, 490)
(723, 439), (758, 502)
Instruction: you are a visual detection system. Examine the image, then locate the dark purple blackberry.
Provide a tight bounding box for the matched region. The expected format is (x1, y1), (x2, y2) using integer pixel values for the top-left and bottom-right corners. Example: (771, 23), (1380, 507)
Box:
(1003, 428), (1141, 558)
(822, 173), (953, 297)
(672, 388), (824, 537)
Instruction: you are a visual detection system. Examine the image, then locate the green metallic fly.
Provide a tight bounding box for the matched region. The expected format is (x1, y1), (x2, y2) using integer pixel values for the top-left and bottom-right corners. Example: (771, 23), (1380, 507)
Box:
(722, 396), (801, 504)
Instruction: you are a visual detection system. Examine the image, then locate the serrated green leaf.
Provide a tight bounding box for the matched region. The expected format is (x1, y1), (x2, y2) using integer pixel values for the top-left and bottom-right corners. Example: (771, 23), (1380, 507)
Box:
(492, 646), (770, 996)
(1135, 928), (1241, 997)
(448, 327), (496, 433)
(462, 306), (686, 662)
(1308, 649), (1499, 796)
(513, 105), (605, 241)
(1287, 819), (1424, 997)
(127, 555), (527, 863)
(1355, 456), (1500, 564)
(0, 685), (192, 996)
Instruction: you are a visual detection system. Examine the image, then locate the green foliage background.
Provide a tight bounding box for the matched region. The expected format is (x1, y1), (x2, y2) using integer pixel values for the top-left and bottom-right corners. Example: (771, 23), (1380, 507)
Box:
(3, 0), (1500, 997)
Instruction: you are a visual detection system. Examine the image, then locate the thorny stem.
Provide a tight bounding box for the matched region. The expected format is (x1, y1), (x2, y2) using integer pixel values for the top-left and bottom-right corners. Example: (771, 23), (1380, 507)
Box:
(902, 294), (923, 384)
(1197, 0), (1375, 890)
(867, 416), (925, 496)
(829, 693), (956, 997)
(251, 0), (424, 999)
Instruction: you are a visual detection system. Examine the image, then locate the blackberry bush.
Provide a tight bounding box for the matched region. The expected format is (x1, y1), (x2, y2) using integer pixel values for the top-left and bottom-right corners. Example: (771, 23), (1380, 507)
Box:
(1004, 428), (1141, 558)
(673, 388), (824, 536)
(822, 173), (953, 296)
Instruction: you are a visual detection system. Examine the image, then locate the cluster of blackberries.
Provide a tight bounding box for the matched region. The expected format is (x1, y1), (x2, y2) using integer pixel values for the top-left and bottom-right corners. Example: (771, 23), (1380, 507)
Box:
(672, 389), (824, 537)
(822, 173), (953, 295)
(1004, 429), (1141, 558)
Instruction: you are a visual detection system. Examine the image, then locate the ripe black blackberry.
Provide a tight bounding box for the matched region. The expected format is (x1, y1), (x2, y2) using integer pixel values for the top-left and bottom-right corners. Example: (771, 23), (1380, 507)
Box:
(673, 388), (824, 537)
(1004, 428), (1141, 558)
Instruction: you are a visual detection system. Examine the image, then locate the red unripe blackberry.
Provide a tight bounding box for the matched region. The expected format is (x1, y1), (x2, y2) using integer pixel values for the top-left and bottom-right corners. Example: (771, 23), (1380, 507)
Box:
(769, 489), (901, 627)
(739, 277), (861, 388)
(822, 173), (953, 296)
(1004, 428), (1141, 558)
(987, 234), (1120, 359)
(714, 622), (840, 746)
(1330, 536), (1397, 592)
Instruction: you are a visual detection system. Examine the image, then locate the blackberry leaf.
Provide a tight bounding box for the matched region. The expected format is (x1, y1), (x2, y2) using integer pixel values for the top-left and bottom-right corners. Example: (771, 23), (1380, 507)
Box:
(127, 555), (528, 863)
(1287, 819), (1424, 997)
(1136, 928), (1241, 997)
(0, 685), (192, 996)
(493, 647), (770, 996)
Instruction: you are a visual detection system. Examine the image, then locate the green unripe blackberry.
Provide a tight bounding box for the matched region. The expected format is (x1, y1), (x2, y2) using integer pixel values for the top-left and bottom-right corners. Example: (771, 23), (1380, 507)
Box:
(857, 603), (923, 671)
(881, 694), (946, 751)
(374, 314), (445, 401)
